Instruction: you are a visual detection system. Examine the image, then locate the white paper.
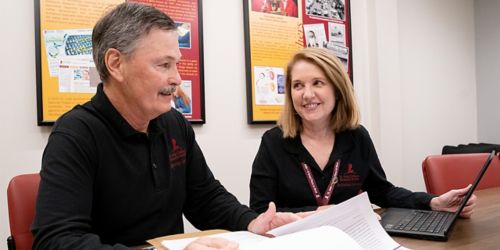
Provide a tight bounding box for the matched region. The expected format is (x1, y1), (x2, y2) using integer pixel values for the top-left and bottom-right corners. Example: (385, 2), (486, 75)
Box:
(267, 192), (401, 250)
(251, 226), (363, 250)
(161, 231), (268, 250)
(162, 227), (361, 250)
(162, 193), (403, 250)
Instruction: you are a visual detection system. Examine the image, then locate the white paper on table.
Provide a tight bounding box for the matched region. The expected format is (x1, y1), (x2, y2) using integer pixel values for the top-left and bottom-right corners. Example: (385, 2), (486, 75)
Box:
(267, 192), (402, 250)
(251, 225), (363, 250)
(162, 226), (362, 250)
(161, 231), (268, 250)
(162, 192), (405, 250)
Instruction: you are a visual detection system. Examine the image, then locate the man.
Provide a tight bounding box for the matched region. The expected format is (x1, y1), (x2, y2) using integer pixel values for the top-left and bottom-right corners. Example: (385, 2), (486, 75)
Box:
(32, 3), (299, 249)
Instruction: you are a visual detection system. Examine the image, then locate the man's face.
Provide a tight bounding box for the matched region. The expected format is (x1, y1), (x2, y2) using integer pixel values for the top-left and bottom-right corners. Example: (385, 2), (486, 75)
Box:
(119, 28), (182, 120)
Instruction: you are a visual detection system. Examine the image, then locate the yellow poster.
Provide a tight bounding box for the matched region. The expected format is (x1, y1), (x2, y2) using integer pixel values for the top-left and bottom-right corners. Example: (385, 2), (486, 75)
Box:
(245, 0), (353, 123)
(37, 0), (124, 124)
(247, 1), (303, 122)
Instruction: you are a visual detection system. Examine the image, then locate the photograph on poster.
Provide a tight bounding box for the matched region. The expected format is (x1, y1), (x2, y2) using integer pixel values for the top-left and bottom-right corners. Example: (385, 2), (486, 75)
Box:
(44, 29), (93, 77)
(254, 66), (285, 105)
(327, 43), (349, 71)
(251, 0), (267, 12)
(176, 22), (191, 49)
(279, 0), (299, 17)
(172, 80), (193, 115)
(306, 0), (345, 21)
(44, 30), (66, 77)
(64, 34), (92, 55)
(58, 58), (96, 93)
(328, 22), (345, 45)
(304, 23), (326, 48)
(251, 0), (298, 17)
(43, 29), (96, 94)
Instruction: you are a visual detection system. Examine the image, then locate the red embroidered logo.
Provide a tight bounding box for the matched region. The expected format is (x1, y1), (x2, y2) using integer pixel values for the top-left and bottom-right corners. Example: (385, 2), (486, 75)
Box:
(347, 163), (354, 174)
(169, 138), (186, 168)
(338, 162), (360, 188)
(171, 139), (179, 150)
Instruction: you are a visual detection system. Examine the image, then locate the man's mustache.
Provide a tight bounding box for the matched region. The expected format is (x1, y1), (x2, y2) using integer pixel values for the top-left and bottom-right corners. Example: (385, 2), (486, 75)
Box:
(160, 86), (176, 95)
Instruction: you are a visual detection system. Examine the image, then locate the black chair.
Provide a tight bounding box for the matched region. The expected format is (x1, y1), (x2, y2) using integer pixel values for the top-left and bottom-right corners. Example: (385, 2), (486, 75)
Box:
(442, 143), (500, 154)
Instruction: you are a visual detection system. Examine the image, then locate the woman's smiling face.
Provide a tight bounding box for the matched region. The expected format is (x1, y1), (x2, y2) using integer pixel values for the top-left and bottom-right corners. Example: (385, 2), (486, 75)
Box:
(290, 60), (336, 126)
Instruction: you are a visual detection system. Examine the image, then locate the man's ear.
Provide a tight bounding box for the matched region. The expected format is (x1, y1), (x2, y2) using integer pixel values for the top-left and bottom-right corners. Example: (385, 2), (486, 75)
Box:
(105, 48), (125, 82)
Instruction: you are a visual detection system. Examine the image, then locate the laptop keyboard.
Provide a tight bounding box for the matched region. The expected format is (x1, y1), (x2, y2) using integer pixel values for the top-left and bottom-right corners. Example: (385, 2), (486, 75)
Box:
(394, 210), (451, 233)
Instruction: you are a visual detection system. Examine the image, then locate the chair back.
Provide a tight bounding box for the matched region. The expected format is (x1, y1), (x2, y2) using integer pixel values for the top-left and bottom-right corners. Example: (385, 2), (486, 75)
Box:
(442, 143), (500, 154)
(422, 153), (500, 195)
(7, 173), (40, 250)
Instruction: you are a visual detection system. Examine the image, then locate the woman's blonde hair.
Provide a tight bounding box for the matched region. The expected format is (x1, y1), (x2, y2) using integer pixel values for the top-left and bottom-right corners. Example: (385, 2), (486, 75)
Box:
(278, 47), (360, 138)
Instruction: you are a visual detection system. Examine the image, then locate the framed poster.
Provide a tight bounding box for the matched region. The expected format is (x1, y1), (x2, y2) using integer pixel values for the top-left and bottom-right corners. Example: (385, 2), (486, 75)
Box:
(244, 0), (353, 123)
(35, 0), (205, 125)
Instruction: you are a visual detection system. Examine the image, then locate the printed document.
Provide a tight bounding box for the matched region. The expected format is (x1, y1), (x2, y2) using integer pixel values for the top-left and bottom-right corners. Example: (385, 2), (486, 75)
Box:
(268, 192), (402, 250)
(161, 226), (362, 250)
(161, 192), (404, 250)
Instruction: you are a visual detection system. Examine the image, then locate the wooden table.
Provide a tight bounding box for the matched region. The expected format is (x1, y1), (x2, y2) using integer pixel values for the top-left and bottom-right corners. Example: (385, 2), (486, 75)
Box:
(146, 230), (227, 250)
(393, 187), (500, 250)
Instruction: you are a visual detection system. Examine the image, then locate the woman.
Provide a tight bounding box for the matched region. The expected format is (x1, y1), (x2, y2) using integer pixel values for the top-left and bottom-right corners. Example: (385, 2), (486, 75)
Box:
(250, 47), (476, 218)
(306, 30), (319, 48)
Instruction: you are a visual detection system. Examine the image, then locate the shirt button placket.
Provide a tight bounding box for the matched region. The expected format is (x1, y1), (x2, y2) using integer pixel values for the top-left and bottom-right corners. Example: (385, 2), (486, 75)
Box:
(149, 137), (161, 188)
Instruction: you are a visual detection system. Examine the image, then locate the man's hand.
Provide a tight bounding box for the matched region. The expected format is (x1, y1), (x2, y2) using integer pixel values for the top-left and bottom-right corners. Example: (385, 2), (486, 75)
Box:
(184, 237), (238, 250)
(430, 184), (477, 218)
(247, 202), (301, 235)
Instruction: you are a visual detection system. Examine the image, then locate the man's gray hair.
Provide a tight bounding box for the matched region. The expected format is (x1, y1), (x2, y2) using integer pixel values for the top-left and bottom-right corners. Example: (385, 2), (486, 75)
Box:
(92, 2), (176, 82)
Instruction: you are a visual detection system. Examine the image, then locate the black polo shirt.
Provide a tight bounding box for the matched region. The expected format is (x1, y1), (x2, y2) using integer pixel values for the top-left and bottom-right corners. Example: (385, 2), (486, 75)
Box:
(33, 84), (257, 249)
(250, 126), (434, 213)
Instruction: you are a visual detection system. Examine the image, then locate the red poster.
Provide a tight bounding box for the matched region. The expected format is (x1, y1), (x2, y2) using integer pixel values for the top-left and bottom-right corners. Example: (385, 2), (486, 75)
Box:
(35, 0), (205, 125)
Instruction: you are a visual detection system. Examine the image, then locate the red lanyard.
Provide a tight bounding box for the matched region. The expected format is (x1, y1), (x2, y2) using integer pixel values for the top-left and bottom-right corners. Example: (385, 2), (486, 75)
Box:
(301, 159), (340, 206)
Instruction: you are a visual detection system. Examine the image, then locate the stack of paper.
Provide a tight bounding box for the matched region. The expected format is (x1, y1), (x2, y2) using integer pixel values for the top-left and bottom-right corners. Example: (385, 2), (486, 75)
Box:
(162, 192), (405, 250)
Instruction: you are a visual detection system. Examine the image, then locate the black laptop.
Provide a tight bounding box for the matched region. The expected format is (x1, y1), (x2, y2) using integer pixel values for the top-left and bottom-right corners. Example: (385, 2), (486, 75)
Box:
(380, 150), (496, 241)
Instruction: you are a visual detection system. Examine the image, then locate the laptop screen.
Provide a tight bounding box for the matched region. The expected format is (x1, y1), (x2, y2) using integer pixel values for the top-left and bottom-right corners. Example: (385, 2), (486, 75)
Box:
(450, 150), (495, 219)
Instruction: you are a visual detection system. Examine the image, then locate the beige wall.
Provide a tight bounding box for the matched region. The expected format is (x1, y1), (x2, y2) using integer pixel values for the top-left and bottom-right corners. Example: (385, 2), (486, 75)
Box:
(0, 0), (482, 242)
(475, 0), (500, 143)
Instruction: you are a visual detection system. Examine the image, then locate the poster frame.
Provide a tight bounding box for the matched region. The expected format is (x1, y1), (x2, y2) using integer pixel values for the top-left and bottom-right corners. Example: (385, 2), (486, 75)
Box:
(35, 0), (206, 125)
(243, 0), (353, 124)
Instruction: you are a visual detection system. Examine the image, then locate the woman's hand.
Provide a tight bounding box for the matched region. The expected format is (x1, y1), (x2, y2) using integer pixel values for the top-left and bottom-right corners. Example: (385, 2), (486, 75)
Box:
(430, 184), (477, 218)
